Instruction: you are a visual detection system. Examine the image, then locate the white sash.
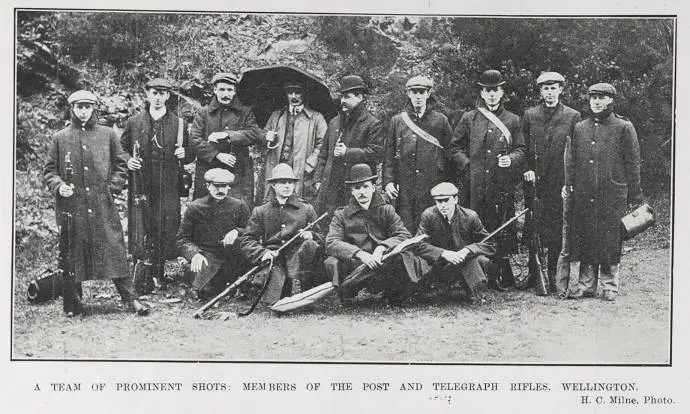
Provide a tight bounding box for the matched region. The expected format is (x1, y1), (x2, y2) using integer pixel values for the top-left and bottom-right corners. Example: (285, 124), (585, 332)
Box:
(477, 107), (512, 146)
(400, 112), (443, 149)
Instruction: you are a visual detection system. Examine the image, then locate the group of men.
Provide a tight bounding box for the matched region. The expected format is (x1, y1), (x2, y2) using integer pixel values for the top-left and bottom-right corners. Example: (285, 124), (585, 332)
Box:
(43, 67), (644, 317)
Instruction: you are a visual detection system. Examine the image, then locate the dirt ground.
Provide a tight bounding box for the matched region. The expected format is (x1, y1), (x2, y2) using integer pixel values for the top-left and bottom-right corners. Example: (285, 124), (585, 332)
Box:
(12, 235), (670, 363)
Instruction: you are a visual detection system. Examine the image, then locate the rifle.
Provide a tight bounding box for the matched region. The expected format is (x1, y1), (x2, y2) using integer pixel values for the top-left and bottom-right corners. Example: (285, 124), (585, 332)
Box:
(59, 152), (77, 312)
(525, 182), (549, 296)
(192, 212), (329, 318)
(130, 140), (153, 294)
(176, 117), (192, 198)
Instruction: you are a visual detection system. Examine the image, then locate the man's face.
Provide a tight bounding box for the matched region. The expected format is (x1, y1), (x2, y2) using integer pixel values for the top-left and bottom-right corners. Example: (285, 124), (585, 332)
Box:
(206, 182), (230, 200)
(589, 94), (613, 114)
(434, 196), (458, 218)
(340, 91), (363, 113)
(72, 102), (94, 124)
(407, 88), (430, 110)
(480, 86), (504, 107)
(214, 82), (236, 105)
(540, 83), (562, 106)
(272, 180), (296, 199)
(146, 88), (170, 110)
(351, 180), (376, 207)
(286, 90), (304, 107)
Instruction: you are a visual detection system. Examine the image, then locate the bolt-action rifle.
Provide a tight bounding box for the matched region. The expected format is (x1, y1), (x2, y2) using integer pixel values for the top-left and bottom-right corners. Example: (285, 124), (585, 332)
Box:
(130, 140), (153, 294)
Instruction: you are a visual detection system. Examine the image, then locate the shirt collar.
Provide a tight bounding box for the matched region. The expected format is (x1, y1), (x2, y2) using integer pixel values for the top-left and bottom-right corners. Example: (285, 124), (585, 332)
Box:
(149, 107), (167, 120)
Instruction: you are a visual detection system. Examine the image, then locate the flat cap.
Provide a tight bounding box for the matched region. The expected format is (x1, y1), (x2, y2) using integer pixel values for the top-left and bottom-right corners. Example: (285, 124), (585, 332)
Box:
(267, 163), (298, 182)
(536, 72), (565, 85)
(478, 69), (505, 88)
(339, 75), (367, 94)
(67, 90), (98, 105)
(430, 182), (459, 198)
(204, 168), (235, 184)
(145, 78), (173, 90)
(211, 73), (239, 86)
(406, 75), (434, 90)
(284, 81), (304, 91)
(588, 82), (617, 97)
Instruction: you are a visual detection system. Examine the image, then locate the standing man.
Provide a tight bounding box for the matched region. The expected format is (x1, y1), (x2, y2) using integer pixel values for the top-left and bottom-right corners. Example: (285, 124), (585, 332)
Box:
(383, 75), (453, 233)
(240, 164), (324, 305)
(415, 182), (496, 301)
(44, 90), (149, 316)
(120, 78), (194, 293)
(263, 81), (327, 202)
(565, 83), (645, 302)
(176, 169), (251, 300)
(313, 75), (384, 216)
(190, 72), (261, 205)
(448, 69), (526, 289)
(325, 164), (418, 306)
(522, 72), (581, 294)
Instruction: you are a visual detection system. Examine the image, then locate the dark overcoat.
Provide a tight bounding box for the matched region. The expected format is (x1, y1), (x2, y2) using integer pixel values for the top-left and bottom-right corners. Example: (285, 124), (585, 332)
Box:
(415, 205), (496, 263)
(43, 113), (129, 281)
(522, 103), (581, 246)
(313, 103), (384, 215)
(190, 96), (261, 205)
(239, 195), (322, 263)
(120, 109), (194, 266)
(565, 112), (644, 264)
(448, 104), (526, 253)
(383, 104), (453, 233)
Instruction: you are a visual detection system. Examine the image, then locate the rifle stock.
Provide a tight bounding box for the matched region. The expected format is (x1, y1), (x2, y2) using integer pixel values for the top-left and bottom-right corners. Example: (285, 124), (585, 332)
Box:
(130, 141), (153, 294)
(526, 183), (548, 296)
(59, 152), (77, 309)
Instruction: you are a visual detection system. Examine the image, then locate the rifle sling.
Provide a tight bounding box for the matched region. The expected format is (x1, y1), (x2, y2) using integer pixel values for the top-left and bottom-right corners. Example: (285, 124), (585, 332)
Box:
(238, 259), (274, 317)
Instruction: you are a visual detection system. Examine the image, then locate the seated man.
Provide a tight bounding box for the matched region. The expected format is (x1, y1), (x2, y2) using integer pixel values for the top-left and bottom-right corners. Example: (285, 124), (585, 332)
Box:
(415, 182), (496, 300)
(239, 164), (324, 305)
(176, 168), (251, 300)
(325, 164), (419, 306)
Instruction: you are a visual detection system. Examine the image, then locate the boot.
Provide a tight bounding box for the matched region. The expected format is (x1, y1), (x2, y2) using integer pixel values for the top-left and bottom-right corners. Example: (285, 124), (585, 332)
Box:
(62, 281), (84, 317)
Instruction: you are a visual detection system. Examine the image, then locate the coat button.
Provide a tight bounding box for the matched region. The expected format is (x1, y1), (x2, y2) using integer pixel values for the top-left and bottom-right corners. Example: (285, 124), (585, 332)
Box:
(589, 160), (594, 164)
(485, 170), (489, 173)
(591, 141), (596, 145)
(281, 224), (286, 228)
(85, 187), (90, 192)
(82, 145), (87, 150)
(84, 166), (89, 171)
(87, 208), (93, 213)
(415, 169), (420, 173)
(487, 150), (491, 154)
(590, 198), (594, 202)
(488, 128), (493, 132)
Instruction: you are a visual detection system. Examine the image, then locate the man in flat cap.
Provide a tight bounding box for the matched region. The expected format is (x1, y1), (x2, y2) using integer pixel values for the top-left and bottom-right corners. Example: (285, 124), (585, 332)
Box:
(44, 90), (149, 316)
(176, 168), (251, 300)
(120, 78), (195, 293)
(313, 75), (384, 216)
(521, 72), (581, 295)
(383, 75), (453, 233)
(190, 72), (262, 206)
(564, 83), (645, 302)
(448, 69), (526, 290)
(325, 164), (418, 306)
(239, 164), (325, 304)
(415, 182), (496, 301)
(263, 81), (327, 202)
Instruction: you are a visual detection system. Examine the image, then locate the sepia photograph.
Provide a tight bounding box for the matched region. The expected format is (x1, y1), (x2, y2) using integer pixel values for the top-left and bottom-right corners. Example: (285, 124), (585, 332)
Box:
(12, 8), (674, 364)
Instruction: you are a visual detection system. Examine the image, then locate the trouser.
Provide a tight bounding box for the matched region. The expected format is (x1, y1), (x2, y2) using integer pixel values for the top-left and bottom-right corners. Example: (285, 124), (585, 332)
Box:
(62, 277), (136, 313)
(422, 256), (490, 296)
(555, 195), (573, 296)
(577, 262), (620, 295)
(487, 256), (514, 287)
(258, 239), (322, 304)
(324, 253), (413, 300)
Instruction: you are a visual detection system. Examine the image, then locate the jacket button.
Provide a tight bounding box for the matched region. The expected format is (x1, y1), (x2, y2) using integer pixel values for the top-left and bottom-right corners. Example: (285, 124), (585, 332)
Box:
(590, 198), (594, 202)
(485, 170), (489, 173)
(82, 145), (87, 150)
(488, 129), (493, 132)
(85, 187), (90, 192)
(487, 150), (491, 154)
(589, 160), (594, 164)
(84, 166), (89, 171)
(87, 208), (93, 213)
(591, 141), (596, 145)
(281, 224), (286, 228)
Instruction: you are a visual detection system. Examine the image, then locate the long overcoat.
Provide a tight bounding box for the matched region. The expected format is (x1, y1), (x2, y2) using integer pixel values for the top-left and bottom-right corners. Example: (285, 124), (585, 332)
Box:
(313, 103), (384, 215)
(448, 104), (526, 253)
(522, 103), (581, 247)
(383, 104), (453, 233)
(565, 112), (644, 264)
(190, 96), (261, 205)
(263, 106), (327, 199)
(44, 113), (129, 282)
(120, 109), (194, 266)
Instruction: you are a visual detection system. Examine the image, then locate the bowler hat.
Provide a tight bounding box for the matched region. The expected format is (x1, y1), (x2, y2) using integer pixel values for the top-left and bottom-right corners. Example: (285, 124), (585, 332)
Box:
(430, 182), (459, 199)
(339, 75), (367, 94)
(588, 82), (617, 97)
(67, 90), (98, 105)
(204, 168), (235, 184)
(536, 72), (565, 85)
(477, 70), (506, 88)
(345, 164), (378, 185)
(406, 75), (434, 90)
(145, 78), (173, 90)
(267, 163), (298, 182)
(212, 73), (239, 86)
